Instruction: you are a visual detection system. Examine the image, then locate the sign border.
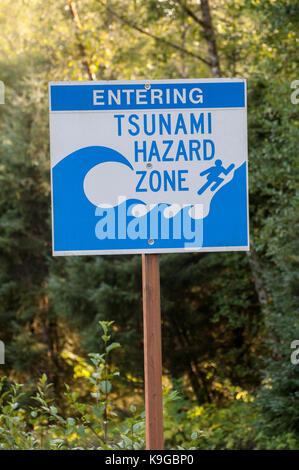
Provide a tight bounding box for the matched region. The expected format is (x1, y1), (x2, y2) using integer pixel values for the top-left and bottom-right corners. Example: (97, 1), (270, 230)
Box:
(49, 78), (249, 256)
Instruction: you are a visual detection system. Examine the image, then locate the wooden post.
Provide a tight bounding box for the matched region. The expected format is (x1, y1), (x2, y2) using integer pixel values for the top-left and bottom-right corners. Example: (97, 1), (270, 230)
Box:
(142, 254), (164, 450)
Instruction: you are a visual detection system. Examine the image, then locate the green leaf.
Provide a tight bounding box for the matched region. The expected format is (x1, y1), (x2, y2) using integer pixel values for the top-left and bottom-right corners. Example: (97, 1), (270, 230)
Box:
(41, 374), (47, 384)
(99, 380), (112, 394)
(91, 406), (103, 419)
(67, 417), (75, 426)
(92, 372), (101, 379)
(133, 421), (144, 433)
(99, 321), (108, 335)
(106, 342), (121, 353)
(77, 426), (85, 437)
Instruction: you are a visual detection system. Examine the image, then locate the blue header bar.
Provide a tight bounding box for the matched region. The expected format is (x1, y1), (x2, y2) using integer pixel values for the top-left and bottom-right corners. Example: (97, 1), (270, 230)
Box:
(50, 81), (245, 112)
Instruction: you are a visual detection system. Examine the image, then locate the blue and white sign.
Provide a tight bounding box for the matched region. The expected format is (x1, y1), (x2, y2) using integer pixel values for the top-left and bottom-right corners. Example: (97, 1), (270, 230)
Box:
(49, 79), (249, 256)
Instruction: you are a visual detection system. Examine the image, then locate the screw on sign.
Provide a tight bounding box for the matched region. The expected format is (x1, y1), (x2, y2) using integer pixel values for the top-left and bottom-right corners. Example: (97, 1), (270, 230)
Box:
(49, 79), (249, 449)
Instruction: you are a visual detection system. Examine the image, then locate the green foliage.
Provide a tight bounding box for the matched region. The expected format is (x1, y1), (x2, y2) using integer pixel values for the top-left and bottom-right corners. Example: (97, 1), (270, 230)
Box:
(49, 250), (262, 404)
(166, 394), (299, 450)
(245, 0), (299, 433)
(1, 325), (298, 450)
(0, 322), (146, 450)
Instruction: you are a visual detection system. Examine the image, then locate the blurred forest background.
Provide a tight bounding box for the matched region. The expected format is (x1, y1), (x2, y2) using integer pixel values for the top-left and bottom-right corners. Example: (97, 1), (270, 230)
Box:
(0, 0), (298, 449)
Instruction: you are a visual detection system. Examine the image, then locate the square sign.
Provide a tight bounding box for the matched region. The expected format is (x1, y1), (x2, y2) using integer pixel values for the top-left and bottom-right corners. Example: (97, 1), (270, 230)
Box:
(49, 79), (249, 256)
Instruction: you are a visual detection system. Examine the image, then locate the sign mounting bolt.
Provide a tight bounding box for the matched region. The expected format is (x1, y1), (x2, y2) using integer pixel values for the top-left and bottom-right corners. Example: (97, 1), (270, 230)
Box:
(145, 81), (151, 90)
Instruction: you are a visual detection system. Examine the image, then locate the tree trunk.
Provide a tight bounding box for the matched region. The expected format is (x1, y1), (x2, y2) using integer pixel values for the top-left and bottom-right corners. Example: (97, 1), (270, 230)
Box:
(166, 314), (212, 403)
(67, 0), (96, 80)
(200, 0), (222, 77)
(246, 238), (268, 307)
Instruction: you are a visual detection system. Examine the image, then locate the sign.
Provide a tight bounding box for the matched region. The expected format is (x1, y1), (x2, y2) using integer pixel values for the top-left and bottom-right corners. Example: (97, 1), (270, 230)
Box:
(49, 79), (249, 256)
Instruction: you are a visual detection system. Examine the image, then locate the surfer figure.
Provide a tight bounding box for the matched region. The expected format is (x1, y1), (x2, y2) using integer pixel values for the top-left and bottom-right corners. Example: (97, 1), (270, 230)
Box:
(197, 159), (235, 195)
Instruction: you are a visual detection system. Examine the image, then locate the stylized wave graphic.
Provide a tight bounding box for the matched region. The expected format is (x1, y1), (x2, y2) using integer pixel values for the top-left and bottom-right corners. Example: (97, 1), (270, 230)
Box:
(52, 146), (133, 251)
